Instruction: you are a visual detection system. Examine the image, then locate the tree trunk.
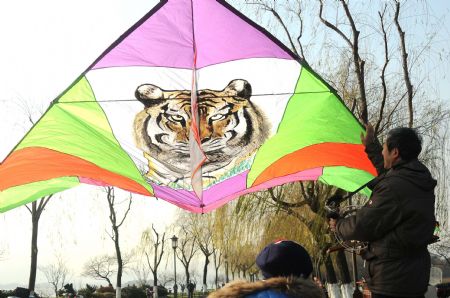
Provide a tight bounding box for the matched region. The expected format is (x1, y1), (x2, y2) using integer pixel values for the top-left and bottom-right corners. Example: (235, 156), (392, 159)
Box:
(106, 187), (131, 298)
(107, 278), (113, 287)
(153, 269), (158, 287)
(114, 226), (122, 298)
(28, 203), (39, 296)
(215, 267), (219, 288)
(202, 255), (209, 287)
(225, 261), (229, 283)
(153, 243), (158, 287)
(185, 266), (190, 286)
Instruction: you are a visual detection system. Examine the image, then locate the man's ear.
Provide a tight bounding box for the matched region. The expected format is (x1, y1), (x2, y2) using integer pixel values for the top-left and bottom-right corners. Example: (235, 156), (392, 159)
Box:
(392, 147), (400, 160)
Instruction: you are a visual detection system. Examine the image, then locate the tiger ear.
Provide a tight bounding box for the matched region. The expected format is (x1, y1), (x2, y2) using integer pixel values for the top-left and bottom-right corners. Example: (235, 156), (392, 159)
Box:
(224, 79), (252, 99)
(135, 84), (164, 107)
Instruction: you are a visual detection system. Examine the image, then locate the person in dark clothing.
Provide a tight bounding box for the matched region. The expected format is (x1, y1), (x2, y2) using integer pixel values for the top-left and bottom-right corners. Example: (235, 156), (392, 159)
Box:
(187, 281), (196, 298)
(329, 125), (436, 298)
(208, 240), (324, 298)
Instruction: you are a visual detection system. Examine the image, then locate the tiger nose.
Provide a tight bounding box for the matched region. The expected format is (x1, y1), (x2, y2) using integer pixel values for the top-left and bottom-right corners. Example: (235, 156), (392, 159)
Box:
(200, 127), (212, 143)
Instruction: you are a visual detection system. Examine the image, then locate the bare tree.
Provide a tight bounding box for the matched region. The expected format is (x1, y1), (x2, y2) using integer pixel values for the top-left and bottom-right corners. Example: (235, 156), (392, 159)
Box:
(188, 214), (215, 289)
(105, 186), (132, 298)
(175, 225), (199, 286)
(17, 110), (54, 297)
(140, 224), (166, 286)
(130, 261), (151, 286)
(212, 246), (223, 289)
(158, 272), (178, 288)
(26, 195), (52, 297)
(39, 255), (69, 298)
(235, 2), (449, 294)
(83, 254), (116, 287)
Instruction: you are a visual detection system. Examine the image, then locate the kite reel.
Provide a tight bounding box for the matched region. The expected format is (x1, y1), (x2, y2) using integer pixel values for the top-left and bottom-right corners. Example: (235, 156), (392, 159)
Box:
(325, 183), (372, 253)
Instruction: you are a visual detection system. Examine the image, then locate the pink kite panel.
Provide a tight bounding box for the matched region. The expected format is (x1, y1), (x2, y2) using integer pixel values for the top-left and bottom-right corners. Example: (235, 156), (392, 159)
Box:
(152, 167), (322, 213)
(93, 0), (294, 70)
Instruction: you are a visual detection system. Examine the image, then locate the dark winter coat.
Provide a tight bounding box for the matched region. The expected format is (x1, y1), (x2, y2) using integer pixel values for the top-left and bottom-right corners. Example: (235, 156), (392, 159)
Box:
(336, 141), (436, 297)
(207, 276), (324, 298)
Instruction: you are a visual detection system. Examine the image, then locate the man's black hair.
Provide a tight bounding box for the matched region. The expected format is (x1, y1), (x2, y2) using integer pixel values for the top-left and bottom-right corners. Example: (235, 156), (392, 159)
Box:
(386, 127), (422, 161)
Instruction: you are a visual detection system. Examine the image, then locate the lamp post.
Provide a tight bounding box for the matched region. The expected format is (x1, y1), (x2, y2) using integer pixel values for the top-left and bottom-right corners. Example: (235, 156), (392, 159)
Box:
(171, 235), (178, 298)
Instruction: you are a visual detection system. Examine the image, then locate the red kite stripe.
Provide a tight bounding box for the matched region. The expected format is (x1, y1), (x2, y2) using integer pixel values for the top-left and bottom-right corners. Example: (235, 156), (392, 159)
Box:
(0, 147), (151, 195)
(253, 143), (377, 187)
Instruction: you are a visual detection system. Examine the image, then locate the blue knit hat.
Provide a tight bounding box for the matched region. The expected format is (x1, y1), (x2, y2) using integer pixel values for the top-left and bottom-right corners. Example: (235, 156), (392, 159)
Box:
(256, 240), (313, 279)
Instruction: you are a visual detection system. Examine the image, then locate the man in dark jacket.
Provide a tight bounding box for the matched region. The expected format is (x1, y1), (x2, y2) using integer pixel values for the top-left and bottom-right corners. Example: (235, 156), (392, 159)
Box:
(330, 125), (436, 298)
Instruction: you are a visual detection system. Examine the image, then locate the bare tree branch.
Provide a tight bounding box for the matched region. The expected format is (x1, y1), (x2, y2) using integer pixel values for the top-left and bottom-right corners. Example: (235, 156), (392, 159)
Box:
(247, 1), (300, 58)
(319, 0), (368, 123)
(267, 188), (310, 227)
(294, 2), (306, 59)
(394, 0), (414, 127)
(83, 255), (115, 287)
(36, 195), (52, 218)
(319, 0), (352, 47)
(268, 187), (307, 208)
(375, 5), (390, 134)
(340, 0), (368, 124)
(117, 194), (132, 228)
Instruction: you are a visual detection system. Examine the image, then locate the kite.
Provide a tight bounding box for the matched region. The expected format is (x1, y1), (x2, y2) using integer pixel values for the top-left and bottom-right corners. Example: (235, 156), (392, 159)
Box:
(0, 0), (377, 213)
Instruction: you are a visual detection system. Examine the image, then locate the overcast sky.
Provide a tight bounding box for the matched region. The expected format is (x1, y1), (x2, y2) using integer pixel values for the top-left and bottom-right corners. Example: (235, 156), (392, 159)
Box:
(1, 0), (449, 292)
(0, 0), (180, 290)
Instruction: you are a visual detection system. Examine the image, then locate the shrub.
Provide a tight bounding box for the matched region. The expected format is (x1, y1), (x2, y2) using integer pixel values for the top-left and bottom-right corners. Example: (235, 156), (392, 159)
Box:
(95, 286), (115, 294)
(157, 285), (168, 297)
(78, 284), (97, 298)
(122, 285), (145, 298)
(0, 290), (15, 298)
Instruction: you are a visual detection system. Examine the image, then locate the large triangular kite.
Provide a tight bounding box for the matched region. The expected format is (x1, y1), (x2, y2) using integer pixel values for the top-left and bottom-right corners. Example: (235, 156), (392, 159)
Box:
(0, 0), (376, 213)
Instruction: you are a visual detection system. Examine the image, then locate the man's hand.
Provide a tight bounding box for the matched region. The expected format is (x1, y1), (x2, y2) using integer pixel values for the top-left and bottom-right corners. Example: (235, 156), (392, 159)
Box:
(329, 218), (338, 232)
(360, 123), (375, 147)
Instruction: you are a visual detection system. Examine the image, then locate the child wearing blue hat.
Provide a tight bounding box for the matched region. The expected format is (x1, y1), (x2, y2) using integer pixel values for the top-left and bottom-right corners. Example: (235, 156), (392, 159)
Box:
(208, 240), (324, 298)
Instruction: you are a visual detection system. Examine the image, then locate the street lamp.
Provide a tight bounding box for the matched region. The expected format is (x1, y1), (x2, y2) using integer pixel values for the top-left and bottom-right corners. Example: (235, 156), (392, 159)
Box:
(171, 235), (178, 298)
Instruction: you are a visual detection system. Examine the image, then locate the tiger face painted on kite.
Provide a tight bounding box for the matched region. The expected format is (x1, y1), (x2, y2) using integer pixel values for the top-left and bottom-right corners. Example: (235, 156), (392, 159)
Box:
(134, 79), (269, 184)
